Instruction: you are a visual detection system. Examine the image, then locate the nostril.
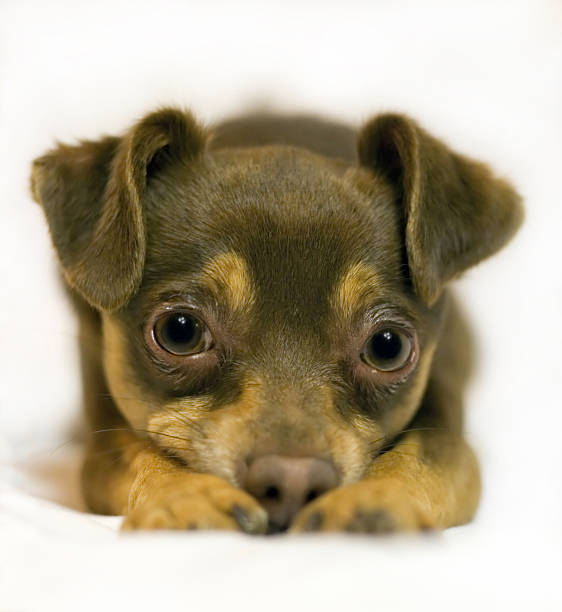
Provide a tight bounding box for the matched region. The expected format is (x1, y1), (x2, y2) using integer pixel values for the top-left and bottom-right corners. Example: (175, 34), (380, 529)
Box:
(264, 486), (281, 501)
(305, 489), (320, 503)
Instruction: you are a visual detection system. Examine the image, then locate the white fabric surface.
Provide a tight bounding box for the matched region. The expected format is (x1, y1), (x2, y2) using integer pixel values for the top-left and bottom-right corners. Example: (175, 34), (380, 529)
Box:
(1, 1), (561, 610)
(1, 451), (558, 612)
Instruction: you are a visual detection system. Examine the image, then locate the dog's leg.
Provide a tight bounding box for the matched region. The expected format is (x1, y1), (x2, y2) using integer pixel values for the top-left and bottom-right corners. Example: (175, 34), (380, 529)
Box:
(291, 297), (481, 533)
(291, 430), (480, 533)
(84, 426), (268, 533)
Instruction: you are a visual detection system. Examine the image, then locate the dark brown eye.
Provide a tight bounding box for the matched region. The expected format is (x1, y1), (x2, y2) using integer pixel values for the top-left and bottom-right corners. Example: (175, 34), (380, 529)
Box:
(153, 311), (211, 356)
(361, 328), (413, 372)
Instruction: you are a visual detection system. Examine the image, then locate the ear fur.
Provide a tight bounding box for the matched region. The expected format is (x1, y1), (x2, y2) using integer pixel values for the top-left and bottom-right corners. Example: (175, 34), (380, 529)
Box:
(358, 114), (524, 305)
(31, 108), (206, 311)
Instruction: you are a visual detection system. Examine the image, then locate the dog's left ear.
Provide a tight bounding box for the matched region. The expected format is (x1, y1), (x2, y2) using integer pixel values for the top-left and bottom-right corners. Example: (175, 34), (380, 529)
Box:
(31, 108), (206, 311)
(358, 114), (524, 305)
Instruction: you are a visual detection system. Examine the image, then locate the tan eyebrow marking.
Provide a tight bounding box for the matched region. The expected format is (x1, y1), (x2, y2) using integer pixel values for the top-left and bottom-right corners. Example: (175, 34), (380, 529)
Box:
(333, 261), (383, 318)
(200, 251), (255, 312)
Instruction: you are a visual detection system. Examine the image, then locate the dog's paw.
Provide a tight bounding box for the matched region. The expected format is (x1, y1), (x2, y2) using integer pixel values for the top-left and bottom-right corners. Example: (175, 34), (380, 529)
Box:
(122, 473), (268, 534)
(290, 479), (436, 534)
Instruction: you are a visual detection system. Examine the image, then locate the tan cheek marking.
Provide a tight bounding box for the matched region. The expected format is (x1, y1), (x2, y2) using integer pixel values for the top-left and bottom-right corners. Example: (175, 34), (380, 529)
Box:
(201, 251), (255, 312)
(147, 396), (212, 455)
(349, 414), (383, 441)
(316, 384), (381, 484)
(147, 380), (263, 484)
(201, 381), (262, 471)
(333, 261), (383, 318)
(102, 314), (156, 430)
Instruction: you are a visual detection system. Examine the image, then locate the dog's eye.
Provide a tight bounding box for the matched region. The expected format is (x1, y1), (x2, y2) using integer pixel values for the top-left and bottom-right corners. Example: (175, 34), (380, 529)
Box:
(361, 329), (413, 372)
(153, 312), (211, 356)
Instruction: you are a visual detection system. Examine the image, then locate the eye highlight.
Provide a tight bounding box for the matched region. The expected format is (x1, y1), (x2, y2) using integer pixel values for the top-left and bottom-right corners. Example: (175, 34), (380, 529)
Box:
(361, 328), (413, 372)
(153, 311), (212, 356)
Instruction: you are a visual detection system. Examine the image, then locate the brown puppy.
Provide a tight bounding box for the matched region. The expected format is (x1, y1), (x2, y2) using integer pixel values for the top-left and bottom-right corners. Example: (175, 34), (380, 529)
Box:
(31, 108), (522, 534)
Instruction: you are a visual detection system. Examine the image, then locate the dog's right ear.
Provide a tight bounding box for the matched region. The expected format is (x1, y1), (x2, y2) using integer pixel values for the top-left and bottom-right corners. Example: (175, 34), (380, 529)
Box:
(31, 108), (206, 311)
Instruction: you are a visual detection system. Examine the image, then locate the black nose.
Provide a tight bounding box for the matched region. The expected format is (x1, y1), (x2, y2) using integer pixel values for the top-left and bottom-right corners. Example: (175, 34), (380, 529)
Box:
(243, 455), (338, 532)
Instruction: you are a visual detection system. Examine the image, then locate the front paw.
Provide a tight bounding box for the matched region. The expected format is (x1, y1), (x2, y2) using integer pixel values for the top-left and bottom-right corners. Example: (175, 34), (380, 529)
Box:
(290, 479), (436, 534)
(122, 473), (268, 534)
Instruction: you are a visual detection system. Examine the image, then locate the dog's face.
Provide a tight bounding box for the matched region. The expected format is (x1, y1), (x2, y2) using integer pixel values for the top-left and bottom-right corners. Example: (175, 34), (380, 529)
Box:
(102, 146), (441, 488)
(31, 108), (522, 514)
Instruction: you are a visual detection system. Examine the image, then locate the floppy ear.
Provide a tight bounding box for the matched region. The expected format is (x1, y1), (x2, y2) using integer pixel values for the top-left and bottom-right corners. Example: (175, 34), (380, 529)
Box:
(31, 108), (206, 311)
(358, 114), (524, 305)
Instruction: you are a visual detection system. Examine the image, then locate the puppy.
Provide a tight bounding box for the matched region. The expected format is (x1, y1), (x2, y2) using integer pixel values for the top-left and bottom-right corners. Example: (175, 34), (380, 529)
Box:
(31, 108), (522, 534)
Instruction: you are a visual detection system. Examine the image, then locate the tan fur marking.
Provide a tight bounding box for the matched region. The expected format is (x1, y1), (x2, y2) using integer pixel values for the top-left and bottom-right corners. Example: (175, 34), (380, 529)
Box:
(333, 261), (383, 318)
(147, 396), (212, 459)
(201, 251), (255, 311)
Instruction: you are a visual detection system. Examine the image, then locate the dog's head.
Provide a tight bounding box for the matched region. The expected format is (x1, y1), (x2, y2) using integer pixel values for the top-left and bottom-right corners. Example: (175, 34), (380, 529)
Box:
(31, 108), (522, 528)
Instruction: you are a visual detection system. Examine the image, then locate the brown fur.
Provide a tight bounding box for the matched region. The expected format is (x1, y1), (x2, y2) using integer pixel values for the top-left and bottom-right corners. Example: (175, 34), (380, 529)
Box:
(31, 107), (522, 533)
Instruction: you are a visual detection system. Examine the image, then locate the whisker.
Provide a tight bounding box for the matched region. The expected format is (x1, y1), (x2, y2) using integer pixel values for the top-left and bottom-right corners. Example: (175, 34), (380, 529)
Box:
(47, 436), (88, 456)
(369, 425), (446, 452)
(102, 393), (206, 436)
(84, 439), (148, 459)
(87, 426), (195, 446)
(399, 426), (445, 434)
(376, 450), (421, 461)
(163, 405), (206, 436)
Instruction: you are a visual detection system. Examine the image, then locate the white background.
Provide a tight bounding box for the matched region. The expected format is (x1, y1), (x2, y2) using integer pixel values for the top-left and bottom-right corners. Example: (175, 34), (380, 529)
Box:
(1, 1), (561, 610)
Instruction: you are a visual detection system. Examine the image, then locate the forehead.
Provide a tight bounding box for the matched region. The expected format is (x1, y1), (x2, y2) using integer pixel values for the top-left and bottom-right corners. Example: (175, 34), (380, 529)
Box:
(141, 147), (406, 318)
